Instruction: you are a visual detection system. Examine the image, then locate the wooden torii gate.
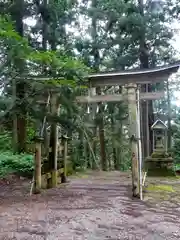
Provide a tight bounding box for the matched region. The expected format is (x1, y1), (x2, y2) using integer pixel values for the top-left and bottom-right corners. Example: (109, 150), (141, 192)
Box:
(76, 62), (180, 199)
(29, 62), (180, 198)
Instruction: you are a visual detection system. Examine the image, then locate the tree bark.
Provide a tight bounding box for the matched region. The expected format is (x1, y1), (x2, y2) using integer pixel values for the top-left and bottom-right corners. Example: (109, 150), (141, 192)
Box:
(12, 78), (18, 153)
(138, 0), (154, 158)
(11, 0), (27, 153)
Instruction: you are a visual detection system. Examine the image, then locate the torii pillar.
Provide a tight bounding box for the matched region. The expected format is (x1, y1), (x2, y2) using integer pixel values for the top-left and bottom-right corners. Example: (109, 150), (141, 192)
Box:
(126, 83), (139, 197)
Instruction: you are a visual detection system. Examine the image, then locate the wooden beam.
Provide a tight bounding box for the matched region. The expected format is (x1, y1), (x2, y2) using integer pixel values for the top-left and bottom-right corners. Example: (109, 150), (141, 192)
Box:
(89, 73), (170, 87)
(89, 63), (179, 87)
(140, 91), (164, 100)
(76, 91), (164, 103)
(76, 94), (125, 103)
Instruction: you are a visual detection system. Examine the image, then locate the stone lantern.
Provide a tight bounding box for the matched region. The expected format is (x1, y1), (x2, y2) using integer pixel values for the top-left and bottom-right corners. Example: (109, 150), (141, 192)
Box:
(145, 119), (174, 176)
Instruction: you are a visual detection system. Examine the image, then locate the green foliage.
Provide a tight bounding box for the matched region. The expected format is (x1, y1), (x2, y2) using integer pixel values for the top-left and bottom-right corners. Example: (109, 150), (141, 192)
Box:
(0, 131), (33, 178)
(174, 163), (180, 171)
(0, 132), (12, 151)
(0, 151), (33, 178)
(172, 123), (180, 164)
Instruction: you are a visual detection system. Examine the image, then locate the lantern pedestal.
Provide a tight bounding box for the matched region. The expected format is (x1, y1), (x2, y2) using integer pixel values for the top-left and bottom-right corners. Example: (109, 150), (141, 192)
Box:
(145, 150), (174, 177)
(145, 119), (174, 176)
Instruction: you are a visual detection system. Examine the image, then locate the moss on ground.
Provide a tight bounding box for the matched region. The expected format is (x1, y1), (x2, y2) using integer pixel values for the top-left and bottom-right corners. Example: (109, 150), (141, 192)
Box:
(143, 176), (180, 205)
(146, 184), (175, 193)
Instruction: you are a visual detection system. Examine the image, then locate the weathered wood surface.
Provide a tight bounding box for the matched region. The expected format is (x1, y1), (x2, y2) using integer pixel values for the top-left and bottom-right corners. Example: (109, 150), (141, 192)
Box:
(76, 91), (164, 103)
(89, 62), (179, 87)
(89, 74), (170, 87)
(126, 84), (139, 198)
(76, 94), (125, 103)
(34, 140), (42, 193)
(140, 91), (164, 100)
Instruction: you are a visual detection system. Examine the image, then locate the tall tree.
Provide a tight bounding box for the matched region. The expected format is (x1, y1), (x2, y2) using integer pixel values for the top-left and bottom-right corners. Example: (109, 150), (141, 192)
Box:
(11, 0), (27, 153)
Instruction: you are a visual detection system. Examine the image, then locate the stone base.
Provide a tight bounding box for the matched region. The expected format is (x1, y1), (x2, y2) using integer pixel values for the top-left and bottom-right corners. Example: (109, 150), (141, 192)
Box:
(145, 157), (175, 177)
(41, 169), (63, 189)
(40, 161), (73, 189)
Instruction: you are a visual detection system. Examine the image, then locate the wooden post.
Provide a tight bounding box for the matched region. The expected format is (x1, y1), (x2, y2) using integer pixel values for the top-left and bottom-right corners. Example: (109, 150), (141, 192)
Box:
(152, 131), (154, 152)
(48, 91), (60, 188)
(89, 87), (98, 169)
(137, 87), (143, 200)
(44, 127), (50, 157)
(146, 85), (150, 157)
(165, 130), (167, 152)
(33, 136), (43, 194)
(126, 83), (139, 198)
(61, 135), (68, 183)
(96, 87), (107, 171)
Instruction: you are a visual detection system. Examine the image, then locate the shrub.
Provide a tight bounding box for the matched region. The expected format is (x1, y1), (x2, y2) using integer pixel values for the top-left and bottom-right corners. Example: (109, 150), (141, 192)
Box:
(0, 151), (34, 178)
(0, 132), (12, 151)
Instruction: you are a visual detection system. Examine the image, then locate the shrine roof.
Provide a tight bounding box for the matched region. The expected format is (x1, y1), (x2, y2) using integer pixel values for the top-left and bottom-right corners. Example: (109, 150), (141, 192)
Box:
(151, 119), (168, 130)
(89, 61), (180, 87)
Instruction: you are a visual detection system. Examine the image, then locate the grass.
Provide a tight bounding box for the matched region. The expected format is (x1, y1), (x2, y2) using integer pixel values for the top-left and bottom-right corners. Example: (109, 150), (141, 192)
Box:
(146, 184), (175, 193)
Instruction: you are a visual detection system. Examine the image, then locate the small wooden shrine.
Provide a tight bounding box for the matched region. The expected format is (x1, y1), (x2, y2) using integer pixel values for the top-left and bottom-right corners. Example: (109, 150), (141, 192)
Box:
(145, 119), (174, 176)
(151, 119), (167, 152)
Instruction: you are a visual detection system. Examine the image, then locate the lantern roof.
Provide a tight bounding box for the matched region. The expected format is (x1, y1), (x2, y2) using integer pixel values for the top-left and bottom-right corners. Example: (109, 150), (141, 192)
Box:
(151, 119), (167, 130)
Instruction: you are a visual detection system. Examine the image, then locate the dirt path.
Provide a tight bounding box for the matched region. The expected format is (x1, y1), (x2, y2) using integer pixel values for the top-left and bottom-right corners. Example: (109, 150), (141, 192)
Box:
(0, 171), (180, 239)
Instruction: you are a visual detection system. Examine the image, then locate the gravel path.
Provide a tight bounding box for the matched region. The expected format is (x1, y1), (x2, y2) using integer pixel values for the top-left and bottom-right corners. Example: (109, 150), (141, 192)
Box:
(0, 171), (180, 239)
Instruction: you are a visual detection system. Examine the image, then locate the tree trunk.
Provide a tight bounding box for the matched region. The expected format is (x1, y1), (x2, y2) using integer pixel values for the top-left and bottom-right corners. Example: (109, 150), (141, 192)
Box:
(138, 0), (154, 158)
(42, 0), (48, 51)
(12, 78), (18, 153)
(11, 0), (27, 153)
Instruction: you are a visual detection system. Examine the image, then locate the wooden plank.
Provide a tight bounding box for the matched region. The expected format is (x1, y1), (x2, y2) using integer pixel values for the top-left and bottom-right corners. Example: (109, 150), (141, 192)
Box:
(89, 74), (170, 87)
(89, 62), (180, 78)
(140, 91), (164, 100)
(76, 91), (164, 103)
(76, 94), (126, 103)
(89, 63), (180, 87)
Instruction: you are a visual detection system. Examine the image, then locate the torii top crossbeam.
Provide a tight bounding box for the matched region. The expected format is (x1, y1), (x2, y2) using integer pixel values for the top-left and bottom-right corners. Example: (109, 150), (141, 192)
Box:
(88, 61), (180, 87)
(21, 61), (180, 87)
